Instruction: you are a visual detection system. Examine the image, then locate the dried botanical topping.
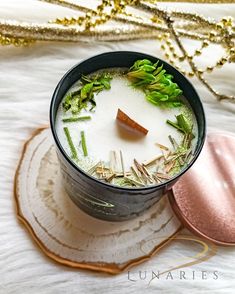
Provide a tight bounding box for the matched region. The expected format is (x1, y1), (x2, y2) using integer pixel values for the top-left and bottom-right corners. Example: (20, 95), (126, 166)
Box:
(142, 155), (163, 167)
(63, 127), (78, 160)
(62, 116), (91, 123)
(62, 73), (112, 114)
(116, 108), (148, 135)
(127, 59), (183, 108)
(155, 142), (169, 151)
(119, 150), (126, 177)
(166, 113), (194, 135)
(123, 177), (145, 187)
(80, 130), (88, 156)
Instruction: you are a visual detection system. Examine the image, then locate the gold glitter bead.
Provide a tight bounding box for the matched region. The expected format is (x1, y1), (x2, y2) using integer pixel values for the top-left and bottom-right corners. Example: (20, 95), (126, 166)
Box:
(188, 72), (194, 77)
(111, 8), (118, 14)
(206, 66), (214, 73)
(164, 52), (170, 59)
(89, 20), (97, 27)
(91, 11), (97, 16)
(69, 17), (77, 25)
(161, 44), (166, 50)
(187, 55), (193, 60)
(216, 60), (224, 67)
(55, 18), (63, 24)
(23, 40), (30, 46)
(4, 37), (11, 45)
(118, 1), (126, 9)
(229, 47), (235, 54)
(197, 69), (203, 75)
(222, 16), (233, 27)
(221, 57), (228, 64)
(163, 33), (169, 39)
(97, 5), (104, 12)
(85, 23), (91, 30)
(166, 39), (172, 46)
(169, 59), (174, 65)
(202, 40), (209, 48)
(86, 12), (92, 19)
(216, 23), (223, 30)
(101, 15), (107, 22)
(209, 32), (216, 39)
(105, 14), (111, 20)
(181, 70), (186, 75)
(229, 54), (235, 62)
(77, 17), (84, 25)
(173, 53), (178, 58)
(169, 45), (175, 52)
(178, 56), (185, 62)
(14, 40), (21, 47)
(95, 18), (102, 25)
(195, 49), (202, 56)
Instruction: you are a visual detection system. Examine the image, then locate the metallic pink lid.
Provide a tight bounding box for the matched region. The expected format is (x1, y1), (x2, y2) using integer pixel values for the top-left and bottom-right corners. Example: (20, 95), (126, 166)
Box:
(169, 132), (235, 246)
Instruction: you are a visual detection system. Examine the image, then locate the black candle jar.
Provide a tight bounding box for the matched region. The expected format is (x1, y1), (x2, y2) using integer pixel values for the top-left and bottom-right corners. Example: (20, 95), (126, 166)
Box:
(50, 51), (206, 221)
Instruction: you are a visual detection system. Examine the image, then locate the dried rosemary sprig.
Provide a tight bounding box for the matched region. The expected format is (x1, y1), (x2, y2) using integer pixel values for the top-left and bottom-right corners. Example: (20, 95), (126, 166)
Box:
(80, 130), (88, 156)
(63, 127), (78, 160)
(62, 116), (91, 123)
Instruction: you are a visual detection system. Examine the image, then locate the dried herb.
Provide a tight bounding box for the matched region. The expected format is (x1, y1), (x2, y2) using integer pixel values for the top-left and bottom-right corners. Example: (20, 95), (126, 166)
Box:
(143, 155), (163, 167)
(88, 161), (101, 175)
(62, 116), (91, 123)
(127, 59), (183, 108)
(80, 130), (88, 156)
(155, 142), (169, 151)
(131, 165), (144, 183)
(63, 127), (78, 160)
(166, 113), (193, 135)
(105, 174), (116, 183)
(63, 73), (112, 114)
(123, 177), (145, 187)
(168, 135), (178, 150)
(119, 150), (126, 177)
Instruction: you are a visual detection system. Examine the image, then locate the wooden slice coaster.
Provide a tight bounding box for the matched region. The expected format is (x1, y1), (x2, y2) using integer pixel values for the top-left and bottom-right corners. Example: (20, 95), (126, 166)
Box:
(14, 127), (181, 274)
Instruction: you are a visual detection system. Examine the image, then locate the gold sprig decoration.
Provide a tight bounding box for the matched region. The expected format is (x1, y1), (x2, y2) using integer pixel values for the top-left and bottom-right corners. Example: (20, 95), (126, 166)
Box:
(0, 0), (234, 102)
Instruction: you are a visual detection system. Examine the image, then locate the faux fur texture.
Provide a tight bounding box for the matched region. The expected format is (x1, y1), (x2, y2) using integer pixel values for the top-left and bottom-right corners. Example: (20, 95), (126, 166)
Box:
(0, 1), (235, 293)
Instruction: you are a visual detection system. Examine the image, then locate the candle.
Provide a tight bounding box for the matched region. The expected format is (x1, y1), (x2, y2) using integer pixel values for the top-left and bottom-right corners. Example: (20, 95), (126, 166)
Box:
(55, 60), (197, 188)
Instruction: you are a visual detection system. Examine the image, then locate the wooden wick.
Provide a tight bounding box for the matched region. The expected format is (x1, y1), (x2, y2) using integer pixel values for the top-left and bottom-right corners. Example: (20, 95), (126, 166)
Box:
(116, 108), (148, 135)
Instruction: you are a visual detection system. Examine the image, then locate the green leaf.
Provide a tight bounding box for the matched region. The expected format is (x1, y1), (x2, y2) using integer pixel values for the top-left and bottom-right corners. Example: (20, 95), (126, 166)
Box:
(63, 93), (72, 111)
(130, 59), (153, 70)
(62, 72), (113, 115)
(127, 69), (155, 81)
(81, 75), (92, 84)
(176, 114), (192, 134)
(127, 58), (183, 109)
(81, 82), (93, 99)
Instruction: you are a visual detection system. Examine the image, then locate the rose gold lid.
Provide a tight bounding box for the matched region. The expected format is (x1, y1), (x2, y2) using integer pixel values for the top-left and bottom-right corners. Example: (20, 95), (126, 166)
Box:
(169, 132), (235, 246)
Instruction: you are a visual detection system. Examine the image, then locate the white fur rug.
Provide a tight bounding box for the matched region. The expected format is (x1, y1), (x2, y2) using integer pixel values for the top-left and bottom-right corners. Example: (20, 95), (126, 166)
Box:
(1, 1), (235, 293)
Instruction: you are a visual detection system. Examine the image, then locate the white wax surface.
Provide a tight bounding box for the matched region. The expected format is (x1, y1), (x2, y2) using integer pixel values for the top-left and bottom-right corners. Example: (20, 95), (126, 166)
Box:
(56, 76), (197, 172)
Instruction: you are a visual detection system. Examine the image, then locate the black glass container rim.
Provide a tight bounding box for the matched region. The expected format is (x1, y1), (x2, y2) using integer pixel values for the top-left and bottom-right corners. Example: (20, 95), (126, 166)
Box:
(50, 51), (206, 192)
